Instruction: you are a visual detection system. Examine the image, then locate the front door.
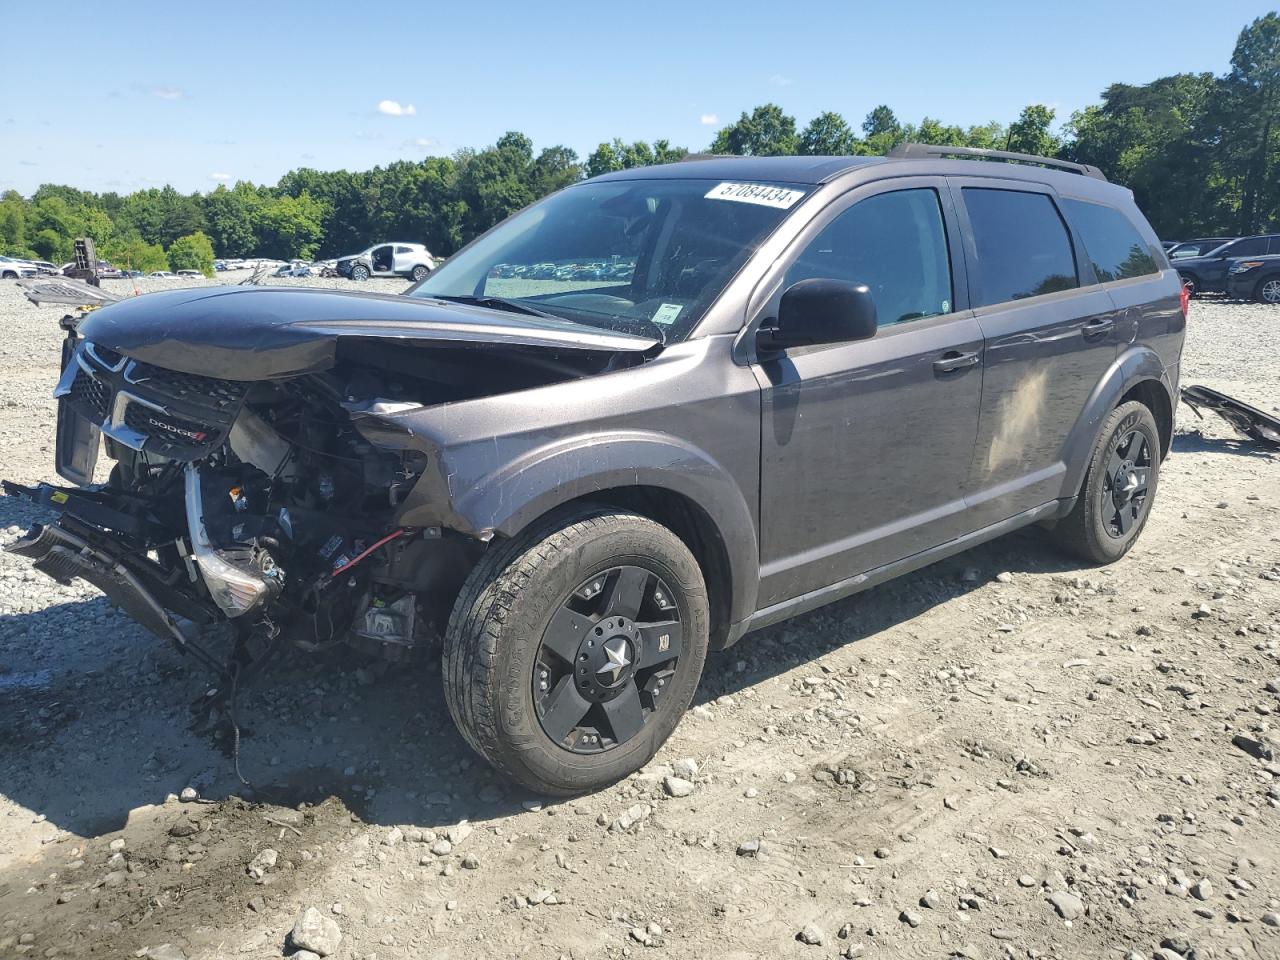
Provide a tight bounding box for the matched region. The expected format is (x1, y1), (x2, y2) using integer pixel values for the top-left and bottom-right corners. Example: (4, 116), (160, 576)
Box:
(755, 181), (985, 607)
(949, 180), (1120, 527)
(370, 245), (394, 275)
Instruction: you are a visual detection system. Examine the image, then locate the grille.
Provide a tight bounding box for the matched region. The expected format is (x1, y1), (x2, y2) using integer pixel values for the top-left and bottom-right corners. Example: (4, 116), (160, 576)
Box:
(68, 368), (110, 423)
(122, 403), (218, 455)
(126, 361), (247, 409)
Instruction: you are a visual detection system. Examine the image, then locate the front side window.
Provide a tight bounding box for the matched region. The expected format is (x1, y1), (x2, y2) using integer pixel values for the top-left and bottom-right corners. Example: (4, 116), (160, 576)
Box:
(1060, 198), (1160, 282)
(963, 188), (1079, 306)
(412, 179), (803, 342)
(783, 188), (953, 326)
(1226, 237), (1269, 257)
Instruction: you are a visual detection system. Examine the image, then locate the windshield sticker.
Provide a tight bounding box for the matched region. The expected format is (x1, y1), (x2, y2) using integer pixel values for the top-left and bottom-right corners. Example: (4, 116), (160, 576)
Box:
(705, 182), (806, 209)
(651, 303), (684, 325)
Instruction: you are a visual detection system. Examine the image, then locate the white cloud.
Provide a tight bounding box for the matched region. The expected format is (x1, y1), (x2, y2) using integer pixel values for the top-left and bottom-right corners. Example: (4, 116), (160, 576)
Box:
(768, 74), (794, 87)
(377, 99), (417, 117)
(699, 113), (718, 126)
(210, 172), (231, 182)
(152, 87), (185, 100)
(412, 136), (438, 147)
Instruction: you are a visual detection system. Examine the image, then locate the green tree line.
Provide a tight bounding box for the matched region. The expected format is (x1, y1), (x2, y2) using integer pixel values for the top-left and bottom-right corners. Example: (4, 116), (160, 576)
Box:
(1, 13), (1276, 270)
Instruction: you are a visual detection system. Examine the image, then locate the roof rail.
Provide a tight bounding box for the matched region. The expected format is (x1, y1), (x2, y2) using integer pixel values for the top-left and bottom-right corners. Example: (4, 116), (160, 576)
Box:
(888, 143), (1107, 181)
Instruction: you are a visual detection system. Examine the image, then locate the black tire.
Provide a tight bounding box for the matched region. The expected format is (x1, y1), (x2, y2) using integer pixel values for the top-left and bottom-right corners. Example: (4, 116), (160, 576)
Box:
(443, 506), (709, 796)
(1051, 400), (1161, 564)
(1, 271), (16, 280)
(1255, 276), (1280, 305)
(410, 264), (429, 282)
(350, 264), (370, 281)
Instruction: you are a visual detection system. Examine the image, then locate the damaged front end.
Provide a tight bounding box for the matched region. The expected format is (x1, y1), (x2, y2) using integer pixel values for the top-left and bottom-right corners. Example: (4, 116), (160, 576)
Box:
(6, 289), (657, 667)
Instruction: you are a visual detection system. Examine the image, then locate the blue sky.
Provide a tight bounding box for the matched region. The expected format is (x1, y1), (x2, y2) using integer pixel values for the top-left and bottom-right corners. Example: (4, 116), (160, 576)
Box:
(1, 0), (1272, 195)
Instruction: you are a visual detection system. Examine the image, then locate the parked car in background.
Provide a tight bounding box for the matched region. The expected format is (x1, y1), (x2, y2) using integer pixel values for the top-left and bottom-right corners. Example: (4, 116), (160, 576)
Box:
(1166, 237), (1236, 260)
(175, 269), (203, 279)
(336, 242), (434, 281)
(1225, 254), (1280, 303)
(5, 145), (1184, 795)
(1172, 234), (1280, 295)
(0, 256), (37, 279)
(273, 263), (318, 278)
(149, 270), (177, 278)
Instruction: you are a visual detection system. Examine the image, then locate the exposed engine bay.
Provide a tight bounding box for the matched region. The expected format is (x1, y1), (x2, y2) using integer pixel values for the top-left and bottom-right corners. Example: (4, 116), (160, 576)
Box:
(4, 300), (654, 671)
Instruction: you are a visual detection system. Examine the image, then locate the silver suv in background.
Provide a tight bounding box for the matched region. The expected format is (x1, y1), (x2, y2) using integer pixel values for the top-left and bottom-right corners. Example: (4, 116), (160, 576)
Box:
(336, 242), (435, 281)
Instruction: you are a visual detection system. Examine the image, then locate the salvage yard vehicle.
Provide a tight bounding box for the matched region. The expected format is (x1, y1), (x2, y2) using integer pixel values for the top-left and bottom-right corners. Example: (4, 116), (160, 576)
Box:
(4, 145), (1185, 795)
(1166, 237), (1235, 260)
(1225, 253), (1280, 303)
(336, 242), (434, 281)
(1173, 233), (1280, 295)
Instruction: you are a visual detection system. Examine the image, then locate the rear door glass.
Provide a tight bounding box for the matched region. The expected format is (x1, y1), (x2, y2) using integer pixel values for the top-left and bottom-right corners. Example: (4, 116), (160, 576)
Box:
(962, 188), (1079, 307)
(1060, 198), (1159, 282)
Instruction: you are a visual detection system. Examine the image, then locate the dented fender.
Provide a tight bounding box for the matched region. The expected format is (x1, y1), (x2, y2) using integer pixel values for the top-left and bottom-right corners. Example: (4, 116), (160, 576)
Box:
(358, 416), (761, 627)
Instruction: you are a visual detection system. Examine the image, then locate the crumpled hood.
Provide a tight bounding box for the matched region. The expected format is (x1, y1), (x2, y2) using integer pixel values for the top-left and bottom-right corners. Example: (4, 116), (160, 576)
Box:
(77, 286), (659, 381)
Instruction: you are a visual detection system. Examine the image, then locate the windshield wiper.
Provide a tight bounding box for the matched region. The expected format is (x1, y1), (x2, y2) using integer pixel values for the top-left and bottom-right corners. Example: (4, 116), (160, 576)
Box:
(436, 294), (563, 321)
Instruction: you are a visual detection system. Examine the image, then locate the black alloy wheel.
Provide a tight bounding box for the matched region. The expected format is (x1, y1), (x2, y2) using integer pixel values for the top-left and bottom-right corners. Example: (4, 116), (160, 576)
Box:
(1050, 400), (1161, 564)
(1099, 428), (1152, 539)
(443, 506), (709, 796)
(533, 565), (682, 754)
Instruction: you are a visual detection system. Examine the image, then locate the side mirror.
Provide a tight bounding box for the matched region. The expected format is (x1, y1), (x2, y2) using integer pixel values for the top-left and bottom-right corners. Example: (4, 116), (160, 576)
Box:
(758, 278), (878, 351)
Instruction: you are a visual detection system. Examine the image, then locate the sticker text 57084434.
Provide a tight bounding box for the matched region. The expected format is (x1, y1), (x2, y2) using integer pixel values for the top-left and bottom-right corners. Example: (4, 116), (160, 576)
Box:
(704, 182), (806, 209)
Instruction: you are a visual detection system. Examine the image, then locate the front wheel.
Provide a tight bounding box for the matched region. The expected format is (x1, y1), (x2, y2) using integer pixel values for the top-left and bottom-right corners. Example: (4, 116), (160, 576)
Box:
(1256, 277), (1280, 305)
(350, 264), (370, 281)
(1051, 400), (1161, 564)
(443, 507), (709, 796)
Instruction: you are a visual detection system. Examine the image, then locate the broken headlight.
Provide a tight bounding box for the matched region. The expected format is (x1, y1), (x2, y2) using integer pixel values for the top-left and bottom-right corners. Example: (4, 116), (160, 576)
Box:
(184, 466), (280, 617)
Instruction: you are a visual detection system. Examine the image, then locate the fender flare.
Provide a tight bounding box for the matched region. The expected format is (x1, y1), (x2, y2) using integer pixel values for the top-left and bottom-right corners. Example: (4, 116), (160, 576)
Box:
(1058, 345), (1176, 500)
(398, 430), (760, 626)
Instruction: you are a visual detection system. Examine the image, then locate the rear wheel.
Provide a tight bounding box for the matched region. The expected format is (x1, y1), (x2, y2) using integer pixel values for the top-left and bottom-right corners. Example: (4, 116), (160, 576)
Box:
(410, 264), (429, 282)
(443, 506), (709, 795)
(1051, 401), (1161, 564)
(1256, 277), (1280, 305)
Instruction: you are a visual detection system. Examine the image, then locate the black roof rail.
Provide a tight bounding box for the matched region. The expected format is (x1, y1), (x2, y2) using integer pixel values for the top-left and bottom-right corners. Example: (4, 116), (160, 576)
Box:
(888, 143), (1107, 181)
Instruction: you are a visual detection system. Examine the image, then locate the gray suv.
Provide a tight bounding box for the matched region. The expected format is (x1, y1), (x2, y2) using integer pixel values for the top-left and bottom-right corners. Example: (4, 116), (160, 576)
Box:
(6, 145), (1184, 795)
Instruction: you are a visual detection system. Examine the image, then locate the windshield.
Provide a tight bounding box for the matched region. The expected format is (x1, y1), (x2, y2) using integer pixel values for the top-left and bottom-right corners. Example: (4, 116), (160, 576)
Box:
(409, 178), (806, 342)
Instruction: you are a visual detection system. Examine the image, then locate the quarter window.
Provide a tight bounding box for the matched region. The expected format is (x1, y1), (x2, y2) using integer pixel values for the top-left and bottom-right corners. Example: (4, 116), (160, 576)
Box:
(1060, 199), (1159, 282)
(962, 188), (1078, 306)
(784, 188), (953, 326)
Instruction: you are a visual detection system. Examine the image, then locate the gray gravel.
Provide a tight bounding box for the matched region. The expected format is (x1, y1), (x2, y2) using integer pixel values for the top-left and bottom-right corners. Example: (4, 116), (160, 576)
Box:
(0, 281), (1276, 960)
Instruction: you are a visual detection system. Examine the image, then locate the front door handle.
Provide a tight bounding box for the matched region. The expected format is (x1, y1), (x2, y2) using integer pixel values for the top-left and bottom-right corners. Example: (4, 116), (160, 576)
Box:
(933, 350), (980, 373)
(1082, 317), (1115, 338)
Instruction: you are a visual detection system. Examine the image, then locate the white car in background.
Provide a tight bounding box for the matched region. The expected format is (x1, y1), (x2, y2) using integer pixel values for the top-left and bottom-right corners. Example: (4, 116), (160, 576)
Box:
(336, 242), (434, 281)
(0, 256), (37, 279)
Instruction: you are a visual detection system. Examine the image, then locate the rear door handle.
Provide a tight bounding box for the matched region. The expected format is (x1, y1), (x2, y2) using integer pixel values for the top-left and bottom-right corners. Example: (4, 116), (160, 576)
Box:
(933, 350), (980, 373)
(1082, 317), (1115, 338)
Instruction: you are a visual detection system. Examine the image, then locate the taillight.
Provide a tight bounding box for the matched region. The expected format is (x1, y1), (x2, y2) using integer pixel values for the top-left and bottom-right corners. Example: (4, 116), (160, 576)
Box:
(1179, 282), (1190, 319)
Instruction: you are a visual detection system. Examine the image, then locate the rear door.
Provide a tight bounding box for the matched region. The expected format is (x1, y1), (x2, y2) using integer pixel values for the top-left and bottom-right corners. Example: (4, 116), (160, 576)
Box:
(951, 179), (1120, 528)
(754, 178), (985, 606)
(393, 245), (416, 273)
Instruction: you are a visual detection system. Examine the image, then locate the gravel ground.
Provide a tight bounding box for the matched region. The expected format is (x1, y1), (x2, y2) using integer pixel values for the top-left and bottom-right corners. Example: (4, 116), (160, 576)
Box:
(0, 280), (1277, 960)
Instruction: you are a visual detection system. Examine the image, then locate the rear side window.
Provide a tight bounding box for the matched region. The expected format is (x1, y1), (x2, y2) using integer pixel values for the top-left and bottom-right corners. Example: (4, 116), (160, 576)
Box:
(784, 188), (953, 326)
(1060, 199), (1160, 282)
(962, 188), (1078, 306)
